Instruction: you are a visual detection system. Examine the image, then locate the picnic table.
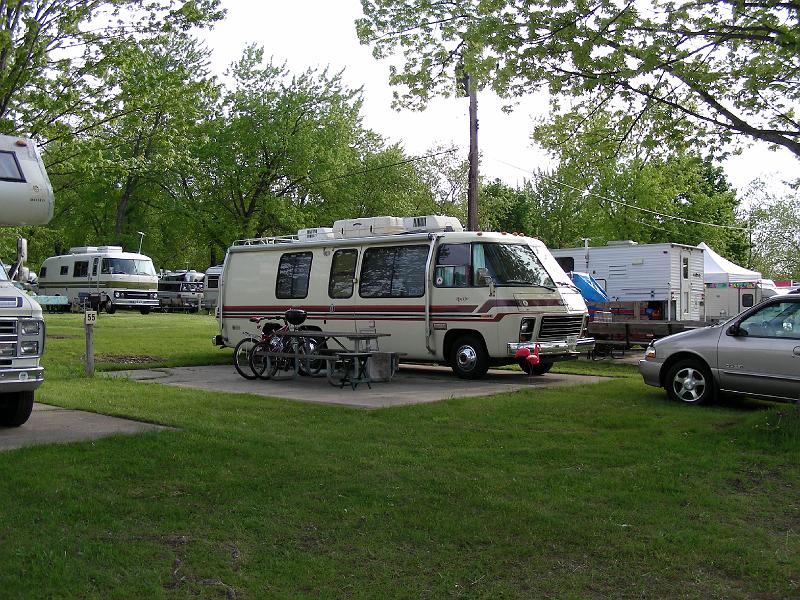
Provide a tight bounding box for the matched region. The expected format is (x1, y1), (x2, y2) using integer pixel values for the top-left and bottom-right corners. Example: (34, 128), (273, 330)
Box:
(265, 330), (392, 389)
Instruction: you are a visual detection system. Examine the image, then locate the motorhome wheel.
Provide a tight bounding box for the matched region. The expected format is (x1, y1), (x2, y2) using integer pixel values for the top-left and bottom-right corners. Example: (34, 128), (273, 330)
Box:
(0, 391), (34, 427)
(105, 301), (116, 314)
(451, 335), (489, 379)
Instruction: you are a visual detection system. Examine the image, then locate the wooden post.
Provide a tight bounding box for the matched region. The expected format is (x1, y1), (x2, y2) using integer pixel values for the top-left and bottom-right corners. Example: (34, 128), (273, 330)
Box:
(84, 309), (97, 376)
(467, 73), (479, 231)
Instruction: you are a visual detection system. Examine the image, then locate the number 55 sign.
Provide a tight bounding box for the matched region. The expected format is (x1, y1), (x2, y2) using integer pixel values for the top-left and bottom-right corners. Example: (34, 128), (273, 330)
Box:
(84, 310), (97, 325)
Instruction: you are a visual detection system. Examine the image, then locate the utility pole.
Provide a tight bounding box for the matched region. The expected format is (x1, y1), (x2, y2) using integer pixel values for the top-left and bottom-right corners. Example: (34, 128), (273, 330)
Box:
(466, 72), (479, 231)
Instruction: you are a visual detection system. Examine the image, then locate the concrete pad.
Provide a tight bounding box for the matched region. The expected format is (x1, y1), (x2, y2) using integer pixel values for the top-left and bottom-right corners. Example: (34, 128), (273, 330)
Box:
(106, 364), (607, 409)
(0, 403), (172, 452)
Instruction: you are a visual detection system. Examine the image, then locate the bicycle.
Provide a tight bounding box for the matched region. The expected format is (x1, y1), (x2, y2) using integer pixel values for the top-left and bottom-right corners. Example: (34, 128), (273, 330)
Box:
(249, 309), (325, 379)
(233, 316), (281, 380)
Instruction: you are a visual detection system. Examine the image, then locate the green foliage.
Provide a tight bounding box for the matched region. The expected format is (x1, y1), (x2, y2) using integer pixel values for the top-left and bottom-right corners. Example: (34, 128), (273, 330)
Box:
(358, 0), (800, 159)
(744, 181), (800, 279)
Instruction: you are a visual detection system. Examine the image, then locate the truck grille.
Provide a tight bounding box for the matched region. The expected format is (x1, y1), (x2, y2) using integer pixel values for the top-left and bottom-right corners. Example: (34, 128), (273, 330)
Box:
(0, 320), (16, 335)
(538, 315), (584, 341)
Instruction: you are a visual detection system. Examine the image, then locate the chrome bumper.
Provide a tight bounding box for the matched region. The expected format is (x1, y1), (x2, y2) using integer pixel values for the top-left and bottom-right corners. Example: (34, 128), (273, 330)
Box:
(0, 366), (44, 392)
(507, 337), (595, 357)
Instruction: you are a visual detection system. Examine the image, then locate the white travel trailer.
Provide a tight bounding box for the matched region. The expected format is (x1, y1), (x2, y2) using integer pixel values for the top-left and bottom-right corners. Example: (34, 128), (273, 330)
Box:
(0, 135), (53, 427)
(201, 264), (223, 311)
(37, 246), (159, 314)
(158, 270), (204, 312)
(551, 241), (705, 321)
(215, 215), (594, 379)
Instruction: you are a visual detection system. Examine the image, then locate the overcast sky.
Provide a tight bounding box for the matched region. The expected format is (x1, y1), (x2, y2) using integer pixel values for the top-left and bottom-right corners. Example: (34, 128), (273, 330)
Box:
(200, 0), (797, 196)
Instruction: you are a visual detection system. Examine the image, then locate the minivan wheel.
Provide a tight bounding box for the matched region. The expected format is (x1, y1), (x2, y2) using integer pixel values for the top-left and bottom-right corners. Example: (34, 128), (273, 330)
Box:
(450, 335), (489, 379)
(665, 359), (715, 405)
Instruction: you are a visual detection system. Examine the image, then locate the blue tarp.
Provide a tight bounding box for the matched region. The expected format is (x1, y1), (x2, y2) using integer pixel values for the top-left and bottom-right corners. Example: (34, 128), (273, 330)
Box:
(568, 271), (609, 303)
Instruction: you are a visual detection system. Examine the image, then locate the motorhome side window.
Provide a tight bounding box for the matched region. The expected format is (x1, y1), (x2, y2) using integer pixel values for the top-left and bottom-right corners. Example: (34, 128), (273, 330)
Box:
(40, 267), (47, 277)
(328, 249), (358, 298)
(73, 261), (89, 277)
(0, 151), (24, 182)
(60, 265), (68, 275)
(360, 245), (427, 298)
(435, 244), (470, 288)
(276, 252), (312, 299)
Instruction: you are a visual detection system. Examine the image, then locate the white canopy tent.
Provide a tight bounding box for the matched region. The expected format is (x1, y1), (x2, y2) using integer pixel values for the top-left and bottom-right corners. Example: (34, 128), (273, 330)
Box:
(697, 242), (762, 284)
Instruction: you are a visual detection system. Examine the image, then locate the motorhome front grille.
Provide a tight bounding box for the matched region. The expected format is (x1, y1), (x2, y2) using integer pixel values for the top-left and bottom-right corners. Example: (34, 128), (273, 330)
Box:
(0, 320), (16, 335)
(125, 291), (152, 299)
(538, 315), (584, 341)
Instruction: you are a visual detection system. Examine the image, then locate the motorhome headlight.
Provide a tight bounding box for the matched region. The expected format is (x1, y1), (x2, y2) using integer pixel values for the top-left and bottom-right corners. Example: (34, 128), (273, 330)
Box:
(151, 292), (158, 299)
(519, 318), (536, 342)
(20, 341), (39, 355)
(19, 319), (40, 335)
(114, 291), (121, 299)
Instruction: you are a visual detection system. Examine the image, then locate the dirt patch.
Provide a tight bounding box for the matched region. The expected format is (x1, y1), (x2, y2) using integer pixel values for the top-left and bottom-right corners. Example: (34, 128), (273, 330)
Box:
(96, 354), (163, 364)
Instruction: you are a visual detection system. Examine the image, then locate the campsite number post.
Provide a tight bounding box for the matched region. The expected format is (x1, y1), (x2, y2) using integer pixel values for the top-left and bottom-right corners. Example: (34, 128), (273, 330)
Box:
(84, 309), (97, 376)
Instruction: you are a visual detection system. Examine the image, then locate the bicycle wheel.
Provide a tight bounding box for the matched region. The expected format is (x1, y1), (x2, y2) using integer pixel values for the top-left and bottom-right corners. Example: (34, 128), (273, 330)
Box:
(298, 338), (324, 376)
(233, 337), (258, 380)
(250, 340), (278, 380)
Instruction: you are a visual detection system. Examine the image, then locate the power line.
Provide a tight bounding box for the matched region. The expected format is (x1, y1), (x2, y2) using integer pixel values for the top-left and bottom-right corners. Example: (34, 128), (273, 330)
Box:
(489, 156), (751, 232)
(307, 147), (459, 187)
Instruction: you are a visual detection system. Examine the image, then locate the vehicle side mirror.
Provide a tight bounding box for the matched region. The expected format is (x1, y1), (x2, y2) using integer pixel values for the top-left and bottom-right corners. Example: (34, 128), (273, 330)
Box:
(727, 323), (746, 336)
(476, 267), (492, 286)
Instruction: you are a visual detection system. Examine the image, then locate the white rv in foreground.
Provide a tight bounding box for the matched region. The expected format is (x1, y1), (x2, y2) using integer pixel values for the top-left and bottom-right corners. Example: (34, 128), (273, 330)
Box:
(215, 216), (593, 379)
(0, 135), (53, 426)
(37, 246), (159, 314)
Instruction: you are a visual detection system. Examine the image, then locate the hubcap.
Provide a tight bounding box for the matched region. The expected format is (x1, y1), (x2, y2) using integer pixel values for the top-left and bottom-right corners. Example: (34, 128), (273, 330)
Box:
(456, 345), (477, 372)
(672, 367), (706, 402)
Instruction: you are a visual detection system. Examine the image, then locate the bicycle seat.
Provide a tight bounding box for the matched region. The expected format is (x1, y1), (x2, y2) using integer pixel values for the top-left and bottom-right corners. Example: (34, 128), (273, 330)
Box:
(285, 308), (307, 326)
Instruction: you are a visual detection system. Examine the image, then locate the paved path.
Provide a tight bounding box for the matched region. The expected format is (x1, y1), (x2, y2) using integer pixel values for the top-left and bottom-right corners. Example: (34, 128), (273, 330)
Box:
(0, 404), (171, 451)
(107, 364), (608, 409)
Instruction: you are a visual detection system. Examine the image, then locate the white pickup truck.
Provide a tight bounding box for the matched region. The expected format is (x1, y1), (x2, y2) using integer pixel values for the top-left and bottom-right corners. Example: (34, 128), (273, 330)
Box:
(0, 135), (54, 426)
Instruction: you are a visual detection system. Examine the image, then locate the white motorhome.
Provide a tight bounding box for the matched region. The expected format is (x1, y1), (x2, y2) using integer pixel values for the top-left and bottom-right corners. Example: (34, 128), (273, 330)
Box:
(215, 215), (593, 379)
(551, 241), (705, 321)
(158, 270), (204, 312)
(201, 265), (223, 311)
(37, 246), (159, 314)
(0, 135), (53, 426)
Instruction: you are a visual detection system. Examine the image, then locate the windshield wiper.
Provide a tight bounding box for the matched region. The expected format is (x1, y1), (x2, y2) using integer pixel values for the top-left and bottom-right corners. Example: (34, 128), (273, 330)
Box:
(504, 280), (557, 291)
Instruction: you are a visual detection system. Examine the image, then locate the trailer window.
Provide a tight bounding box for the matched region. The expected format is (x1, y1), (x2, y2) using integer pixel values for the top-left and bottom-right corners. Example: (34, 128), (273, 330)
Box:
(360, 245), (427, 298)
(276, 252), (312, 299)
(329, 249), (357, 299)
(0, 151), (24, 182)
(435, 244), (470, 287)
(555, 256), (575, 272)
(39, 267), (47, 278)
(472, 243), (554, 287)
(60, 265), (68, 275)
(73, 261), (88, 277)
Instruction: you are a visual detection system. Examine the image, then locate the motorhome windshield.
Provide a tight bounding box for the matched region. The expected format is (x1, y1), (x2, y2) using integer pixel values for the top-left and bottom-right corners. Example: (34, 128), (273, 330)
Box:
(101, 258), (156, 276)
(476, 243), (554, 287)
(0, 264), (8, 281)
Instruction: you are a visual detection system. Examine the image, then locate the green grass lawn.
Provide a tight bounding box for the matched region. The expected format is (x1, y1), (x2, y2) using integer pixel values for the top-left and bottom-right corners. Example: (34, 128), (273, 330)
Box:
(1, 312), (798, 598)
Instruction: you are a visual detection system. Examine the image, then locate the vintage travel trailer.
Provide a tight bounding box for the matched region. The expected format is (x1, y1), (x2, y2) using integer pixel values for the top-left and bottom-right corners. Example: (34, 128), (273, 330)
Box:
(215, 215), (594, 379)
(551, 241), (705, 321)
(37, 246), (159, 314)
(158, 270), (204, 312)
(0, 135), (53, 426)
(202, 264), (223, 311)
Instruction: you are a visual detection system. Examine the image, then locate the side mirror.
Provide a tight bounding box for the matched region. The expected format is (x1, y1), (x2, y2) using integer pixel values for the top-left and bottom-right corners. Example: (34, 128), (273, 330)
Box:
(476, 267), (492, 286)
(727, 323), (746, 336)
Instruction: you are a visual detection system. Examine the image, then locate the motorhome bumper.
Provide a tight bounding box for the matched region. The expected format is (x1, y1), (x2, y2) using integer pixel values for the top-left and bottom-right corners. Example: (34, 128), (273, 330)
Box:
(507, 337), (595, 356)
(0, 366), (44, 391)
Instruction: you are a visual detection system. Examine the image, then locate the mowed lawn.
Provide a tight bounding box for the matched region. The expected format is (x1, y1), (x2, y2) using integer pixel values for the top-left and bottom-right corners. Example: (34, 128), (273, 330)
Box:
(0, 312), (798, 598)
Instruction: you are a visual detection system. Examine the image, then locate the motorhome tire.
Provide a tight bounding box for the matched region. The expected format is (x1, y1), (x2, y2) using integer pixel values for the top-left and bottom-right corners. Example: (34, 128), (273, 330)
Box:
(0, 391), (34, 427)
(105, 301), (116, 314)
(233, 338), (258, 380)
(665, 359), (715, 405)
(451, 335), (489, 379)
(140, 307), (151, 315)
(519, 360), (553, 376)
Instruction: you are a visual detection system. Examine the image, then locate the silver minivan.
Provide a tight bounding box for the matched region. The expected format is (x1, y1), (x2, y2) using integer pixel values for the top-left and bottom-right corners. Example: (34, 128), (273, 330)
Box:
(639, 296), (800, 404)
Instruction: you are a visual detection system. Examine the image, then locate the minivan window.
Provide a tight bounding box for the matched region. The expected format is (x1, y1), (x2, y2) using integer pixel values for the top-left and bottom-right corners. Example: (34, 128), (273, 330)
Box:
(360, 245), (428, 298)
(276, 252), (312, 299)
(329, 249), (358, 299)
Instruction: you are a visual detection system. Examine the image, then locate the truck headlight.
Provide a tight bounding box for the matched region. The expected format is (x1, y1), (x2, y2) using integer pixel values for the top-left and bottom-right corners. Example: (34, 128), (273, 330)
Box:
(19, 320), (40, 335)
(20, 341), (39, 355)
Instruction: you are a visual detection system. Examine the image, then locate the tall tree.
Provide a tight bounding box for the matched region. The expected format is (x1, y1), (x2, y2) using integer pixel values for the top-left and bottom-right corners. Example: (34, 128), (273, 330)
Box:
(745, 181), (800, 279)
(358, 0), (800, 159)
